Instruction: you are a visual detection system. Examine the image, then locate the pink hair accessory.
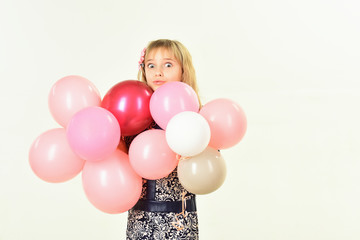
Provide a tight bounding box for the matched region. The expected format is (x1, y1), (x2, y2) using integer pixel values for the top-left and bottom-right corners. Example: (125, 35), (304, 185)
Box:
(138, 47), (146, 69)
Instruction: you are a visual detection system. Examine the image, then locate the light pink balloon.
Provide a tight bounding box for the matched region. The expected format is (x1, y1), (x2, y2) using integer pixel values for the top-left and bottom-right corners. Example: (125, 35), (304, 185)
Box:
(200, 98), (247, 149)
(150, 82), (200, 130)
(82, 150), (142, 214)
(66, 107), (121, 162)
(129, 129), (178, 180)
(48, 75), (101, 127)
(29, 128), (85, 183)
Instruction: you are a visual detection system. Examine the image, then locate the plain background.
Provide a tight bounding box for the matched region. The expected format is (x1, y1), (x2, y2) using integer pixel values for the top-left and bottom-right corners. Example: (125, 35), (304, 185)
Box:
(1, 0), (360, 239)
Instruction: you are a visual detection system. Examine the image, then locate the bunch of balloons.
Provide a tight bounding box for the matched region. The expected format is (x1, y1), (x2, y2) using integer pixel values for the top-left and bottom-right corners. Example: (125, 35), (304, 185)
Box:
(29, 76), (153, 214)
(129, 81), (247, 195)
(29, 75), (247, 214)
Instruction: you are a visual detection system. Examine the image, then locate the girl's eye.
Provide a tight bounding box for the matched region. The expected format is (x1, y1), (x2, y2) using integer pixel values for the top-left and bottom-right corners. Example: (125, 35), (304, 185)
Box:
(165, 63), (172, 68)
(147, 63), (155, 68)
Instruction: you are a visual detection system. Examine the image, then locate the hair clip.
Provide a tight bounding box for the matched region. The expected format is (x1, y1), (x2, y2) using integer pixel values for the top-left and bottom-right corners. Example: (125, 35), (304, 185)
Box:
(138, 47), (146, 70)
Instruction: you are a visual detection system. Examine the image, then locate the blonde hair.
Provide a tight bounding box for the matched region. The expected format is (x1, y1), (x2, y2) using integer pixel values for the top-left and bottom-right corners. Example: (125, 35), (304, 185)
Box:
(138, 39), (201, 103)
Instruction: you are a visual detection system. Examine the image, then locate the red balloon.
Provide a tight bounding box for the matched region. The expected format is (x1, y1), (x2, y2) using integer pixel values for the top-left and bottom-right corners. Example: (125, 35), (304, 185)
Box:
(101, 80), (153, 136)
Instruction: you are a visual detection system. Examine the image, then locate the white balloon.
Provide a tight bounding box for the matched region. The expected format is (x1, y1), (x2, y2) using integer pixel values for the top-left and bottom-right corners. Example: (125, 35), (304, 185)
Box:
(165, 111), (211, 156)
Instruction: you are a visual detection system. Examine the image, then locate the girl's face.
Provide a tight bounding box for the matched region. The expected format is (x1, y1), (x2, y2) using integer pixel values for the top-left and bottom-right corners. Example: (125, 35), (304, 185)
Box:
(144, 48), (183, 91)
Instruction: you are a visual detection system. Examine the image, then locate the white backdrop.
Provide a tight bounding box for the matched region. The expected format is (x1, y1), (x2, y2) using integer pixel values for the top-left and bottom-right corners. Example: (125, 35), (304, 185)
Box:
(1, 0), (360, 239)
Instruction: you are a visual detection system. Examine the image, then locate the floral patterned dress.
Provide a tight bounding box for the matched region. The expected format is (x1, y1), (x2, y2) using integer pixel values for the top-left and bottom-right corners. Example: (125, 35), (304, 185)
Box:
(126, 168), (199, 240)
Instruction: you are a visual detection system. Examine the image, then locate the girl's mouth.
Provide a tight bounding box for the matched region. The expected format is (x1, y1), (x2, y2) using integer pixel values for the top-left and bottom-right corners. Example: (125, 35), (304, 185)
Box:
(153, 81), (165, 85)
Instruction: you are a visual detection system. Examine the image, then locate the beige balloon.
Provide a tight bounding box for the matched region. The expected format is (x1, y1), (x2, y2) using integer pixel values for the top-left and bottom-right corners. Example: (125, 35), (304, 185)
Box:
(178, 147), (226, 195)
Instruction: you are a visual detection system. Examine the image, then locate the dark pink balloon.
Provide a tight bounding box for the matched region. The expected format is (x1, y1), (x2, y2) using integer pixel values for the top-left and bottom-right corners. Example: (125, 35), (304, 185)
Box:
(82, 150), (142, 214)
(66, 107), (121, 162)
(200, 98), (247, 149)
(101, 80), (153, 136)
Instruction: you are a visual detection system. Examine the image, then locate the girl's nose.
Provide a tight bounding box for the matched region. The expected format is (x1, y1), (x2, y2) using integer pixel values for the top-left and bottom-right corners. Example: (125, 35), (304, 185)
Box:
(155, 68), (163, 77)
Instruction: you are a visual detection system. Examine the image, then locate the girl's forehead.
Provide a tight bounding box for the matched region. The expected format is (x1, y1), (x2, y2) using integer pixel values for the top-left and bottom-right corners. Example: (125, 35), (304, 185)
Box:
(146, 47), (176, 59)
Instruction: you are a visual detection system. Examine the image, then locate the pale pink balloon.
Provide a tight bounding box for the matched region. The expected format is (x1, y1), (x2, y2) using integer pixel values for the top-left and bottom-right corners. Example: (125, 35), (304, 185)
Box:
(66, 107), (121, 162)
(48, 75), (101, 127)
(129, 129), (178, 180)
(150, 82), (200, 130)
(29, 128), (85, 183)
(82, 150), (142, 214)
(200, 98), (247, 149)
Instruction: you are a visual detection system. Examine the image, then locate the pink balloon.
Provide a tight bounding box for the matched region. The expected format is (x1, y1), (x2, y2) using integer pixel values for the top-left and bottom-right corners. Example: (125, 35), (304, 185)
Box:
(129, 129), (178, 180)
(200, 98), (247, 149)
(66, 107), (120, 162)
(48, 75), (101, 127)
(82, 150), (142, 214)
(29, 128), (85, 183)
(150, 82), (199, 130)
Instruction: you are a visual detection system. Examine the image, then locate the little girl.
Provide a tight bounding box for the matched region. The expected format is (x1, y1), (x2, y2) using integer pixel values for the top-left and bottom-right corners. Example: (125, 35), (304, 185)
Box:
(126, 39), (201, 239)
